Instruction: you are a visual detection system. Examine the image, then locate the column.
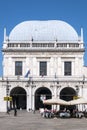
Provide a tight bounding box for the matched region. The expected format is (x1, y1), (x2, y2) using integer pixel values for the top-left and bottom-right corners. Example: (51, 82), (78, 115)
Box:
(26, 87), (30, 111)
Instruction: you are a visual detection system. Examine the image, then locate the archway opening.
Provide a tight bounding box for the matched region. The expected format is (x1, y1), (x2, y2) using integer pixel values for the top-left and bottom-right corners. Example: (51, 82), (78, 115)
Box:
(10, 87), (26, 109)
(60, 87), (76, 112)
(35, 87), (52, 110)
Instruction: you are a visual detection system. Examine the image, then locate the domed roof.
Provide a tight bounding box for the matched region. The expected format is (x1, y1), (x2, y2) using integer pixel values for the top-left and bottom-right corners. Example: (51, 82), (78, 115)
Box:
(9, 20), (78, 42)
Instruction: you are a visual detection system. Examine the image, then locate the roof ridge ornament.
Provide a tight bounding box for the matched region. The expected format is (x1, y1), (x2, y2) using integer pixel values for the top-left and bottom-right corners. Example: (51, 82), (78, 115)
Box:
(4, 27), (6, 42)
(4, 27), (9, 42)
(81, 28), (83, 42)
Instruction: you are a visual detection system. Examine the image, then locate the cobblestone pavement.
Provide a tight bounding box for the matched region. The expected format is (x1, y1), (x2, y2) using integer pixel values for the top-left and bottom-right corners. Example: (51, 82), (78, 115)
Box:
(0, 110), (87, 130)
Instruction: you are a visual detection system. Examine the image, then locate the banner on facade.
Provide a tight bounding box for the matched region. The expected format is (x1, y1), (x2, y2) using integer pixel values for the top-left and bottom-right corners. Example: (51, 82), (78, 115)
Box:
(4, 96), (12, 101)
(73, 96), (79, 100)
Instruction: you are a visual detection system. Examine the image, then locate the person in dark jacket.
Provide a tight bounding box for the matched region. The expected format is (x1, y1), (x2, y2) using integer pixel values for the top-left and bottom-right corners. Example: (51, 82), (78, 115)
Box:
(14, 108), (17, 116)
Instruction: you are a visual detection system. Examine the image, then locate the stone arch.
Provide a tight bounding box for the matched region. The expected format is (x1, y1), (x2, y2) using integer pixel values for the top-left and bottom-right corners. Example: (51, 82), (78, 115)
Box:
(60, 87), (76, 112)
(10, 86), (27, 109)
(35, 87), (52, 110)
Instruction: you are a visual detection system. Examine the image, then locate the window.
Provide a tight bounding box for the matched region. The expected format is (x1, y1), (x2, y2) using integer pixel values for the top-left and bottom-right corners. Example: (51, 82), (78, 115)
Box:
(15, 61), (22, 75)
(64, 62), (71, 76)
(40, 61), (47, 76)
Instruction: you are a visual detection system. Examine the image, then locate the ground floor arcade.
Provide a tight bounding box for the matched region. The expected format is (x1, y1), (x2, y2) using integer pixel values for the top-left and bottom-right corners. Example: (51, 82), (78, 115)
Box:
(8, 85), (83, 112)
(0, 78), (86, 112)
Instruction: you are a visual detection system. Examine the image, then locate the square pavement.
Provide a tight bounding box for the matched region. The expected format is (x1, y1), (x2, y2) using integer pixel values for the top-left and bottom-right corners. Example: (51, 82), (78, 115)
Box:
(0, 110), (87, 130)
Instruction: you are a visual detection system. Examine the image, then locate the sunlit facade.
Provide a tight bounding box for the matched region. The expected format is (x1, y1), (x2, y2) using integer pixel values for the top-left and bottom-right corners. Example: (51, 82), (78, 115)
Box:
(0, 20), (87, 112)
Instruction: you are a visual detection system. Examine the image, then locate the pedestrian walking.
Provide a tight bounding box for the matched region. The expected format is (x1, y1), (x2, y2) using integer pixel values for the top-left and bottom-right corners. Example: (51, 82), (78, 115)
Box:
(14, 108), (17, 116)
(7, 107), (10, 115)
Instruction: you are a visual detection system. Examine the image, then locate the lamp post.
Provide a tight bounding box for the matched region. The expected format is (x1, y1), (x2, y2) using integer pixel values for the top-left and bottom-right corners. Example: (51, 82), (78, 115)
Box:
(82, 75), (85, 111)
(75, 85), (79, 110)
(82, 75), (85, 97)
(25, 77), (35, 111)
(75, 85), (79, 96)
(6, 78), (11, 113)
(25, 77), (33, 87)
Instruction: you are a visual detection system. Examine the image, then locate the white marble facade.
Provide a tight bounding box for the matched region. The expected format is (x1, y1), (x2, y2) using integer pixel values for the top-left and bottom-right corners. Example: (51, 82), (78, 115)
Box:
(0, 20), (87, 112)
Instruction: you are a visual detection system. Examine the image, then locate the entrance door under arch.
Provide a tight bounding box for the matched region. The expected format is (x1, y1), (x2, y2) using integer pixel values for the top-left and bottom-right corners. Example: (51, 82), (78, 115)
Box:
(35, 87), (52, 110)
(10, 87), (26, 109)
(60, 87), (76, 111)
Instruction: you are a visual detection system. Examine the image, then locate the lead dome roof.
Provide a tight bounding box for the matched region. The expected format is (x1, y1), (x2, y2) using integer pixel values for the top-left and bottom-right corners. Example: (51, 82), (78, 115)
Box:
(9, 20), (78, 42)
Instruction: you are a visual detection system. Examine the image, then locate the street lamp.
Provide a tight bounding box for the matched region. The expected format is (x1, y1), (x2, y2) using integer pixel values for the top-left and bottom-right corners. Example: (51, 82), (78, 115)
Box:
(25, 77), (36, 111)
(82, 75), (85, 97)
(6, 78), (11, 113)
(25, 77), (33, 87)
(75, 85), (79, 110)
(82, 75), (85, 111)
(82, 75), (85, 84)
(75, 85), (79, 96)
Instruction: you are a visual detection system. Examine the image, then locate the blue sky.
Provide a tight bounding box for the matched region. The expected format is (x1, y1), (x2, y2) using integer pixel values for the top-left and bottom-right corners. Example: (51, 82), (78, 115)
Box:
(0, 0), (87, 76)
